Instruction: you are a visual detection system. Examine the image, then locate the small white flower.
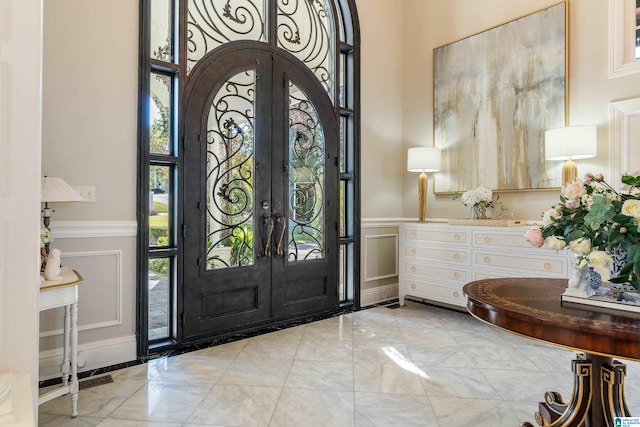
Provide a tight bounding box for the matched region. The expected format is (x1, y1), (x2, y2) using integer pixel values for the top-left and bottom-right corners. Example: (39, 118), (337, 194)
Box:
(576, 257), (589, 269)
(581, 194), (593, 210)
(545, 236), (566, 251)
(621, 199), (640, 218)
(587, 250), (611, 268)
(569, 238), (591, 256)
(542, 208), (559, 226)
(40, 227), (53, 246)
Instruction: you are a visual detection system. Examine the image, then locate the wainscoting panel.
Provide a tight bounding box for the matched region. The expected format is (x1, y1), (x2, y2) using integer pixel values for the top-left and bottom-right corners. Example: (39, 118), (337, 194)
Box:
(361, 221), (401, 306)
(39, 250), (123, 337)
(364, 234), (398, 282)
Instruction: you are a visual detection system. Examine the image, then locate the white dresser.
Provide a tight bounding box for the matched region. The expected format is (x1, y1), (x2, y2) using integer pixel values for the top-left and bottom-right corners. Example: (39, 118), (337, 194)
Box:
(398, 222), (568, 309)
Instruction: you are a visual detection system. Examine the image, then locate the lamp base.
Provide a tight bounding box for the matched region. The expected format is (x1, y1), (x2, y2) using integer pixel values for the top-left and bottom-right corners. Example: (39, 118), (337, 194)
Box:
(562, 159), (577, 186)
(418, 172), (427, 222)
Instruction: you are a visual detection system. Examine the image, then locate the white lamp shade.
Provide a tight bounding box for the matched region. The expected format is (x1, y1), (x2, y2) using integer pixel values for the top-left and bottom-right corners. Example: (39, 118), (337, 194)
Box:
(545, 126), (597, 160)
(41, 177), (84, 202)
(407, 147), (441, 172)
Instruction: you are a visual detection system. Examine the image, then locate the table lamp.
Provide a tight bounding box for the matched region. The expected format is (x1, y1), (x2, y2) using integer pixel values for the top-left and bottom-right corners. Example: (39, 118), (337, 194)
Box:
(41, 176), (84, 227)
(407, 147), (441, 222)
(545, 126), (597, 186)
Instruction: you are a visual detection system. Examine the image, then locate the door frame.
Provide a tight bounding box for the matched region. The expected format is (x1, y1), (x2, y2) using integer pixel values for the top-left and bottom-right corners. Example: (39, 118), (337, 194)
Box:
(137, 0), (362, 356)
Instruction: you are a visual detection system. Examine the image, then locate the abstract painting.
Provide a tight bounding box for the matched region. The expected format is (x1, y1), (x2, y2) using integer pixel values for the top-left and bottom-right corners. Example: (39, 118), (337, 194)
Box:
(433, 1), (567, 193)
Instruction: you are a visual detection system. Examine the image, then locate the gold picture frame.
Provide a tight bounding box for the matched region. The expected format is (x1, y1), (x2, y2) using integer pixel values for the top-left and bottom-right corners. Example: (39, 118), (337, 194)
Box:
(433, 1), (568, 193)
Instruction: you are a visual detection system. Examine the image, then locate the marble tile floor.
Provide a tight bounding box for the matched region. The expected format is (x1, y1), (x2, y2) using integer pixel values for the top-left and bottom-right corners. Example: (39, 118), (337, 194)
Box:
(39, 300), (640, 426)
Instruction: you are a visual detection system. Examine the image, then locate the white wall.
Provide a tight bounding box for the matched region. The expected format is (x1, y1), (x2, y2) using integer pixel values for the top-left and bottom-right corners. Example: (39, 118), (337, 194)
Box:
(402, 0), (640, 221)
(0, 0), (43, 423)
(358, 0), (405, 220)
(40, 0), (138, 369)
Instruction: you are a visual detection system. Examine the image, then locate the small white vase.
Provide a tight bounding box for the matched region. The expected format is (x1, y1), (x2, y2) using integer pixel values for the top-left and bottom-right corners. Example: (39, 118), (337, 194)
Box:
(44, 248), (62, 280)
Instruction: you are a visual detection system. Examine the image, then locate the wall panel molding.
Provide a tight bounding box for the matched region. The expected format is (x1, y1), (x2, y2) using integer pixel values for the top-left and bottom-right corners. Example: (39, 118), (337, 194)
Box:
(609, 0), (640, 78)
(40, 250), (123, 337)
(364, 233), (399, 282)
(50, 220), (137, 238)
(610, 97), (640, 184)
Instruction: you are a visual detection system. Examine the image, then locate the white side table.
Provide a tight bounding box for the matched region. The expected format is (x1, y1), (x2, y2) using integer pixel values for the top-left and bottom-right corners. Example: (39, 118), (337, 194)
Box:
(38, 269), (83, 417)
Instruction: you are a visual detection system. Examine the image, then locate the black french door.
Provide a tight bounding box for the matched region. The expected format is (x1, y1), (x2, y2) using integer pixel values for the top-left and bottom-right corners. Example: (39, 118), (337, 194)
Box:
(182, 44), (338, 341)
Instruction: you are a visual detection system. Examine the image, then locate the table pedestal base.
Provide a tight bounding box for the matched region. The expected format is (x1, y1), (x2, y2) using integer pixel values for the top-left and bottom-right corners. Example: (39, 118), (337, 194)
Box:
(521, 353), (630, 427)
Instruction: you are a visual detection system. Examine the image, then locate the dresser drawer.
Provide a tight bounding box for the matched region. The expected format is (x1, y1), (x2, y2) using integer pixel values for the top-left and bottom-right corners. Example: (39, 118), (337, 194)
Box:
(473, 230), (534, 249)
(403, 261), (468, 283)
(403, 244), (469, 265)
(403, 227), (469, 245)
(473, 251), (566, 276)
(402, 278), (466, 307)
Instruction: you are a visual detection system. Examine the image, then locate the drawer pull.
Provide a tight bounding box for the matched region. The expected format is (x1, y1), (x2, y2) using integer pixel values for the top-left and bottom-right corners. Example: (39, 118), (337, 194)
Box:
(410, 231), (417, 238)
(411, 283), (416, 290)
(453, 234), (460, 241)
(410, 265), (416, 272)
(453, 253), (460, 260)
(454, 272), (460, 279)
(453, 291), (460, 298)
(484, 256), (491, 264)
(544, 262), (552, 270)
(410, 248), (416, 256)
(484, 236), (491, 243)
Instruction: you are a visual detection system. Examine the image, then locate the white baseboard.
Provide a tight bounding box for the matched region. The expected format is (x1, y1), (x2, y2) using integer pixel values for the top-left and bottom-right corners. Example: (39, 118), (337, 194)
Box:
(39, 335), (136, 380)
(361, 283), (398, 306)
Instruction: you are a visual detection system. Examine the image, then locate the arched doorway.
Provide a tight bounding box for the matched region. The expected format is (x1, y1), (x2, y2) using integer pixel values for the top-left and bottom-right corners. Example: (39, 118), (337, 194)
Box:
(139, 0), (360, 351)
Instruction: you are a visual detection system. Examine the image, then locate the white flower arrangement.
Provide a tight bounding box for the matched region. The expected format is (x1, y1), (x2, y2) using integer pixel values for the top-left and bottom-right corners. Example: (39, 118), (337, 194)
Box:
(41, 226), (53, 248)
(460, 185), (494, 208)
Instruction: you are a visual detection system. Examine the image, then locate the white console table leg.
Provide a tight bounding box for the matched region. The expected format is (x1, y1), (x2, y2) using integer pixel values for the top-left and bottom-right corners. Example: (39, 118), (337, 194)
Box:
(70, 301), (79, 417)
(61, 304), (71, 386)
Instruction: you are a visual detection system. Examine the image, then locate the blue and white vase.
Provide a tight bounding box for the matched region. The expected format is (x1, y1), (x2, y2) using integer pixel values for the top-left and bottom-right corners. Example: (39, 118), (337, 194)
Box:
(608, 247), (635, 292)
(588, 267), (602, 290)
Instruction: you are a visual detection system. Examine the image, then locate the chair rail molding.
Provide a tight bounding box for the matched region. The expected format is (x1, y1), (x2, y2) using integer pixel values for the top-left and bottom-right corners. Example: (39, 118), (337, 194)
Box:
(609, 0), (640, 78)
(50, 220), (137, 238)
(609, 97), (640, 185)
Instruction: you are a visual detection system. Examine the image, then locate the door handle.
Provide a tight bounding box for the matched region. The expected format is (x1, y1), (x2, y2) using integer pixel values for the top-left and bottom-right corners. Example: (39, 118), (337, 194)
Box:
(263, 215), (274, 257)
(275, 215), (286, 257)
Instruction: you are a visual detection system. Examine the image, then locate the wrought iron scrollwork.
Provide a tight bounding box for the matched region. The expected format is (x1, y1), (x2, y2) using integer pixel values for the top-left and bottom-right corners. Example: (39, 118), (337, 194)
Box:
(205, 71), (256, 269)
(277, 0), (334, 100)
(186, 0), (336, 103)
(187, 0), (267, 72)
(287, 82), (325, 262)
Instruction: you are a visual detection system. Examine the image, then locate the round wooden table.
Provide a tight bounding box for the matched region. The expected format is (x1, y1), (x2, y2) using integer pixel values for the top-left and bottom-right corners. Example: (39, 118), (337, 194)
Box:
(464, 277), (640, 427)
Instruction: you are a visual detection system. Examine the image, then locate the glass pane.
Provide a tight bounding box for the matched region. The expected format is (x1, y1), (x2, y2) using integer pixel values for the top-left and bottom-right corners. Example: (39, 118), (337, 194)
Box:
(339, 245), (345, 301)
(205, 71), (255, 269)
(151, 0), (173, 62)
(339, 53), (346, 108)
(339, 180), (345, 237)
(150, 73), (172, 155)
(187, 0), (267, 72)
(277, 0), (335, 102)
(148, 256), (171, 340)
(339, 116), (346, 172)
(149, 165), (171, 247)
(288, 82), (325, 261)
